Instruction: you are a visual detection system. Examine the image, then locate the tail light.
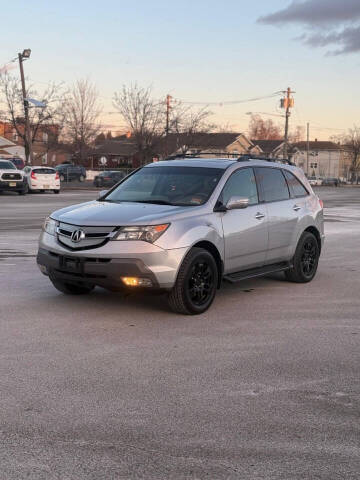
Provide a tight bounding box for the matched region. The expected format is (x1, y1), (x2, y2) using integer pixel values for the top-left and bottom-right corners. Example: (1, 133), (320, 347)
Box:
(55, 171), (59, 180)
(319, 198), (324, 209)
(31, 171), (37, 180)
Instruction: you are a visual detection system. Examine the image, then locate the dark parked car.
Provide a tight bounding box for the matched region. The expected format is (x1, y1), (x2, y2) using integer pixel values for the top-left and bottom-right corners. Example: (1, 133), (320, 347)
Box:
(6, 157), (25, 170)
(55, 164), (86, 182)
(93, 170), (126, 187)
(322, 177), (339, 187)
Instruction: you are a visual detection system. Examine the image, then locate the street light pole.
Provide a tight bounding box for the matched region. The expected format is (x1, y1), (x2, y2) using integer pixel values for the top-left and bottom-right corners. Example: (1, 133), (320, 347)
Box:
(18, 49), (33, 165)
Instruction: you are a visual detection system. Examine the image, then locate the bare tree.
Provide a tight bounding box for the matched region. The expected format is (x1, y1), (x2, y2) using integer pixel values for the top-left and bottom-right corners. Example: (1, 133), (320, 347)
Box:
(113, 84), (165, 164)
(113, 84), (215, 162)
(342, 126), (360, 183)
(168, 104), (215, 155)
(63, 79), (102, 163)
(289, 125), (305, 143)
(0, 72), (66, 162)
(248, 114), (282, 140)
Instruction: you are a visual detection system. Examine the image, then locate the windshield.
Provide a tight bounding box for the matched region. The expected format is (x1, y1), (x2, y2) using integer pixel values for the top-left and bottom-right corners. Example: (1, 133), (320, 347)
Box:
(103, 166), (224, 206)
(0, 161), (15, 170)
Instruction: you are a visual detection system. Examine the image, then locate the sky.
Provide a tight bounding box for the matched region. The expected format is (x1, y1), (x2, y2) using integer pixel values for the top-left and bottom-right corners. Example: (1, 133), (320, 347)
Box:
(1, 0), (360, 140)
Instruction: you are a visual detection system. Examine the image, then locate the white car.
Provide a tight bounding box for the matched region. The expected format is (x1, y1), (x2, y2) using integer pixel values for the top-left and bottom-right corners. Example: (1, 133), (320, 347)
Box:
(23, 166), (60, 193)
(0, 159), (27, 195)
(308, 176), (323, 186)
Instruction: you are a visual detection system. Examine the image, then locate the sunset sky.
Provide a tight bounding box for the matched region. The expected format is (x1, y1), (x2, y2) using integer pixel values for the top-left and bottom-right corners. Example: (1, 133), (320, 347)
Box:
(1, 0), (360, 139)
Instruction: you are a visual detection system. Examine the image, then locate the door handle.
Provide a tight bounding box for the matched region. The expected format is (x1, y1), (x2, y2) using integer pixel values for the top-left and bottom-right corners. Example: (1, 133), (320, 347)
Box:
(255, 212), (265, 220)
(293, 205), (301, 211)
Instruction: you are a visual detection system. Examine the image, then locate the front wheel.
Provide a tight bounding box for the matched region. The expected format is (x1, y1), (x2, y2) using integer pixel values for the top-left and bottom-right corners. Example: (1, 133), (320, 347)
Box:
(285, 231), (320, 283)
(49, 275), (94, 295)
(168, 248), (218, 315)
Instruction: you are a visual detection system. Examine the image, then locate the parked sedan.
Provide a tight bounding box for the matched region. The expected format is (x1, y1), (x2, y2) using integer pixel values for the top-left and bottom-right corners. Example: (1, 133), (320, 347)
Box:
(23, 166), (60, 193)
(93, 170), (126, 187)
(322, 177), (339, 187)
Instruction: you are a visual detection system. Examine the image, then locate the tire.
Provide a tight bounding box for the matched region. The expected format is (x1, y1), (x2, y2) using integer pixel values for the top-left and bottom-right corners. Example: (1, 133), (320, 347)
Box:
(18, 189), (26, 195)
(285, 231), (320, 283)
(168, 247), (218, 315)
(79, 175), (85, 182)
(49, 275), (94, 295)
(53, 189), (60, 194)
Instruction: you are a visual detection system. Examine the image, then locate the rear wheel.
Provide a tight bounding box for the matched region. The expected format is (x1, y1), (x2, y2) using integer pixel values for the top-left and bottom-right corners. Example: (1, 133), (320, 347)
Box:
(168, 247), (218, 315)
(49, 275), (94, 295)
(53, 189), (60, 194)
(285, 231), (320, 283)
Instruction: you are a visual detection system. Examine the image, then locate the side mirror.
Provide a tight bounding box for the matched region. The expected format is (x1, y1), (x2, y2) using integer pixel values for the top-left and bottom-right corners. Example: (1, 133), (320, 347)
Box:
(98, 189), (108, 199)
(226, 196), (249, 210)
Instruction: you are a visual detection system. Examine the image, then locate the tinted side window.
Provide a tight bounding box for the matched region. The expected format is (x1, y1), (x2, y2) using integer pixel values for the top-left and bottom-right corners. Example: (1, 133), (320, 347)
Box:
(256, 167), (290, 202)
(283, 170), (308, 197)
(221, 168), (258, 205)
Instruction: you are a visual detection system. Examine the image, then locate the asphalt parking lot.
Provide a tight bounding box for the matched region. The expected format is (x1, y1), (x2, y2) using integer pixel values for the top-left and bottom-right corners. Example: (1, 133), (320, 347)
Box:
(0, 187), (359, 479)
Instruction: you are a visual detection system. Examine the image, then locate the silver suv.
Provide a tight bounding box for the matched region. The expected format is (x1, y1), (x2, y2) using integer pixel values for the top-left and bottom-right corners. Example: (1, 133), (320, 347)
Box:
(37, 157), (324, 315)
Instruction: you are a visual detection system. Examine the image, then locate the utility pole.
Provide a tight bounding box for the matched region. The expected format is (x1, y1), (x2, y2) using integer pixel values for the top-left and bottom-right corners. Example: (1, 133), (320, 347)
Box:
(165, 94), (172, 136)
(18, 49), (33, 165)
(306, 122), (310, 176)
(281, 87), (295, 160)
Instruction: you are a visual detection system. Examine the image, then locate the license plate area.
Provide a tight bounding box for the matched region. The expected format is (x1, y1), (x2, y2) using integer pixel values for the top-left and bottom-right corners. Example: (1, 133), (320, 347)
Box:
(59, 256), (84, 274)
(9, 182), (17, 187)
(44, 185), (49, 189)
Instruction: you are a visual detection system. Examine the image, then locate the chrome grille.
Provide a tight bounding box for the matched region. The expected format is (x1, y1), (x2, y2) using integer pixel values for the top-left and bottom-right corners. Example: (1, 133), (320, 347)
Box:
(56, 222), (117, 250)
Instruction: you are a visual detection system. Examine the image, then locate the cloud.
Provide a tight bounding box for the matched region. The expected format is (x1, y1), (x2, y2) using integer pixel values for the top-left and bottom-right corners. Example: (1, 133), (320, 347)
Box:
(258, 0), (360, 55)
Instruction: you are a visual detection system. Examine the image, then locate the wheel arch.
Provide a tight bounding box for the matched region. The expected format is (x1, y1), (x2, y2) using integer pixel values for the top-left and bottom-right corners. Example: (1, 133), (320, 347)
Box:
(192, 240), (223, 288)
(304, 226), (322, 254)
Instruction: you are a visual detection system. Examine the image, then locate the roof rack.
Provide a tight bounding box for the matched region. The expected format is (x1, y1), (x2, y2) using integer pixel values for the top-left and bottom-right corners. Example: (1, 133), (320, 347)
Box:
(164, 151), (295, 166)
(165, 152), (239, 160)
(237, 154), (295, 166)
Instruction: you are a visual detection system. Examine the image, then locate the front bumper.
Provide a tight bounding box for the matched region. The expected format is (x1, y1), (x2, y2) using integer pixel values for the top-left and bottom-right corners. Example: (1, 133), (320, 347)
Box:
(0, 180), (25, 192)
(37, 232), (188, 290)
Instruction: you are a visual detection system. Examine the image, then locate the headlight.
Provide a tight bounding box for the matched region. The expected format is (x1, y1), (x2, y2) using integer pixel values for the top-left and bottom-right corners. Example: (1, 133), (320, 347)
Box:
(113, 224), (169, 243)
(42, 217), (57, 236)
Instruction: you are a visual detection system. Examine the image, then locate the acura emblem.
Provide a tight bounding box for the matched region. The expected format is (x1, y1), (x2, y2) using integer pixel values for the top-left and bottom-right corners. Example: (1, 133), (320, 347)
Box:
(71, 229), (85, 243)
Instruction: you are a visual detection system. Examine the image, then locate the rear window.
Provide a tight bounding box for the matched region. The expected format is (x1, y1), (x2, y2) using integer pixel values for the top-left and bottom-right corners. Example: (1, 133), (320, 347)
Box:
(33, 168), (56, 174)
(283, 170), (308, 197)
(256, 167), (290, 202)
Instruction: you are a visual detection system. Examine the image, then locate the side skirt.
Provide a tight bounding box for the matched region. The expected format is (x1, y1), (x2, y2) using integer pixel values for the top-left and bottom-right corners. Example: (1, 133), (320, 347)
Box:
(223, 261), (292, 283)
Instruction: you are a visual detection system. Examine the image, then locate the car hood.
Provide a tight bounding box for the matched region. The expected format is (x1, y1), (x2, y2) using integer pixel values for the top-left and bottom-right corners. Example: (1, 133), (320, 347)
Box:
(51, 200), (202, 226)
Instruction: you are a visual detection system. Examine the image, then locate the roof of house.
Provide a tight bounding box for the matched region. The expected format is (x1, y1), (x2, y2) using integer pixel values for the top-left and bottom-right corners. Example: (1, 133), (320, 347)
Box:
(251, 139), (283, 154)
(88, 139), (138, 157)
(166, 132), (243, 150)
(294, 141), (342, 151)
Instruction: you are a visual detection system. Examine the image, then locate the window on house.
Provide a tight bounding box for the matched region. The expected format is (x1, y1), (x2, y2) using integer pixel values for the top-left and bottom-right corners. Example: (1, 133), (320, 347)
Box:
(42, 132), (48, 143)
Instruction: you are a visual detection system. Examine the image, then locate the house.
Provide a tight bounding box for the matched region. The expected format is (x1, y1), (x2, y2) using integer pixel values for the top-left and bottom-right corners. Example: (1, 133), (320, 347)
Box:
(86, 136), (139, 169)
(0, 136), (25, 159)
(251, 139), (284, 157)
(167, 132), (261, 158)
(0, 120), (69, 166)
(290, 141), (344, 178)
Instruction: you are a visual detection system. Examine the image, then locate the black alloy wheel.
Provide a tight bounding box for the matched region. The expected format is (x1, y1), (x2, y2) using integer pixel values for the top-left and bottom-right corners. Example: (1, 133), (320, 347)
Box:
(188, 261), (214, 307)
(300, 238), (317, 278)
(285, 231), (320, 283)
(168, 248), (218, 315)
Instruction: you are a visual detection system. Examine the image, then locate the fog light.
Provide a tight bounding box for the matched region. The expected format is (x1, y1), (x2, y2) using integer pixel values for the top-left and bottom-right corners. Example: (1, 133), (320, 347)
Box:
(121, 277), (152, 287)
(38, 263), (48, 275)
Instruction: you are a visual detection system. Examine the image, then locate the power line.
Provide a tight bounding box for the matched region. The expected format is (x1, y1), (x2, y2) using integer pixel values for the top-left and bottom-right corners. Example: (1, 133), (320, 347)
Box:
(180, 91), (283, 106)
